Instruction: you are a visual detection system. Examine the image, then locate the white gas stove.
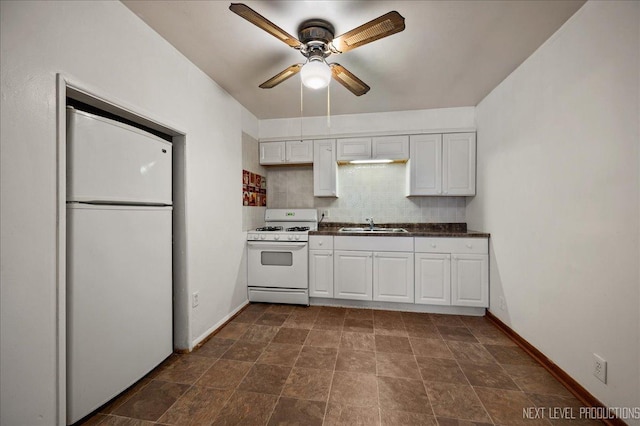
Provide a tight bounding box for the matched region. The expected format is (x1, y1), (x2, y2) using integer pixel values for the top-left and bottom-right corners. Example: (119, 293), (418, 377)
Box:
(246, 209), (318, 305)
(247, 209), (318, 242)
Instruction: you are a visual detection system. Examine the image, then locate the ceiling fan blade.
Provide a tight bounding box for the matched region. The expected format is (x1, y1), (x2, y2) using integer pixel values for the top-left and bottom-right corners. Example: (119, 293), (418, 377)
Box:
(330, 64), (370, 96)
(331, 11), (405, 53)
(259, 64), (302, 89)
(229, 3), (301, 49)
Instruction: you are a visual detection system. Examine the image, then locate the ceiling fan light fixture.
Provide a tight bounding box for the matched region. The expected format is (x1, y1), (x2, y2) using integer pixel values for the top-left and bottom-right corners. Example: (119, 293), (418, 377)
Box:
(300, 58), (331, 90)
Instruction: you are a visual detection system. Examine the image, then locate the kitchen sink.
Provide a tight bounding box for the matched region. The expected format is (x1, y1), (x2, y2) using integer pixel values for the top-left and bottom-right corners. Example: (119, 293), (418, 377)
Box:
(338, 227), (408, 233)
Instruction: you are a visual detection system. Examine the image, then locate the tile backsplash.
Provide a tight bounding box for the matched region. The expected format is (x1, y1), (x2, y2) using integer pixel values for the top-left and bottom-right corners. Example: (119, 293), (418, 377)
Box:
(267, 163), (465, 223)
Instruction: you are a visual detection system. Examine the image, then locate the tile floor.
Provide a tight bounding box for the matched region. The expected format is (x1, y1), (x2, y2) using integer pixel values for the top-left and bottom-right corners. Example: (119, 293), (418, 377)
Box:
(81, 304), (602, 425)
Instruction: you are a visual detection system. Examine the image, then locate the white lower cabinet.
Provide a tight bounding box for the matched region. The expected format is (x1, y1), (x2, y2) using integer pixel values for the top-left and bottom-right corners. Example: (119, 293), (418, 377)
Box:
(415, 237), (489, 308)
(334, 250), (373, 300)
(309, 250), (334, 297)
(414, 253), (451, 305)
(333, 237), (413, 302)
(309, 236), (334, 297)
(373, 251), (414, 303)
(311, 235), (488, 308)
(451, 254), (488, 307)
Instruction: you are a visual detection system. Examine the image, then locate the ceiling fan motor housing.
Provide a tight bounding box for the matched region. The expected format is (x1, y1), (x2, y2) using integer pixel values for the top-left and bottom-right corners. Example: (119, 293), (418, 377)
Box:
(298, 19), (335, 45)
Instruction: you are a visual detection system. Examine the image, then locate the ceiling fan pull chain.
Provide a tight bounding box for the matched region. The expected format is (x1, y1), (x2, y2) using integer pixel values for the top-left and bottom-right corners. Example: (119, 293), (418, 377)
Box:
(327, 81), (331, 128)
(300, 78), (304, 138)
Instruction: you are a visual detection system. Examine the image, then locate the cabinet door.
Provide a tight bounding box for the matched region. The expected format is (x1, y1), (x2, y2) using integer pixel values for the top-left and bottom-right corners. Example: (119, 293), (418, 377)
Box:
(372, 135), (409, 160)
(451, 254), (488, 307)
(337, 137), (372, 161)
(373, 251), (414, 303)
(443, 133), (476, 196)
(260, 141), (285, 165)
(414, 253), (451, 305)
(286, 140), (313, 164)
(309, 249), (334, 298)
(313, 139), (338, 197)
(407, 134), (442, 195)
(334, 250), (372, 300)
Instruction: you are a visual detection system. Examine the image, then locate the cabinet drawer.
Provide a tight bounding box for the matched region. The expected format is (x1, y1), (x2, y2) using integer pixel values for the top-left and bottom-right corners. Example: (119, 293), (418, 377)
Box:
(309, 236), (333, 250)
(334, 236), (413, 252)
(415, 237), (487, 254)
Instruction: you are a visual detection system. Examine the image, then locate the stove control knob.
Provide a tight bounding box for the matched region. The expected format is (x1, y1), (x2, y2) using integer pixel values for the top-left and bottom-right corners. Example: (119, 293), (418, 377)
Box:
(288, 235), (293, 240)
(295, 235), (300, 241)
(260, 234), (266, 240)
(274, 235), (280, 240)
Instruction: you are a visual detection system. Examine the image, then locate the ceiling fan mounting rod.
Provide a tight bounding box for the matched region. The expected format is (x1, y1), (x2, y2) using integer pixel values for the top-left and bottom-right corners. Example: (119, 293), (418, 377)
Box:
(300, 41), (331, 59)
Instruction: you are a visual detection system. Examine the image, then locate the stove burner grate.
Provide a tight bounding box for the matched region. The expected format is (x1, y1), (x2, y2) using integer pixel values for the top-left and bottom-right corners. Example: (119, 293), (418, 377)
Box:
(286, 226), (310, 232)
(256, 226), (283, 232)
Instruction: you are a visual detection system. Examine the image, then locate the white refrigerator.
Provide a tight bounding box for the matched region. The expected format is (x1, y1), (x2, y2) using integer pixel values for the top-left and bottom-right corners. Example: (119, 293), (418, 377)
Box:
(66, 108), (173, 424)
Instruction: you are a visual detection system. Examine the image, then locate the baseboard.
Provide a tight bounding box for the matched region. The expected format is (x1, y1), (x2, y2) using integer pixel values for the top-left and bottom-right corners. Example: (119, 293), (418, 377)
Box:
(485, 311), (627, 426)
(181, 300), (250, 353)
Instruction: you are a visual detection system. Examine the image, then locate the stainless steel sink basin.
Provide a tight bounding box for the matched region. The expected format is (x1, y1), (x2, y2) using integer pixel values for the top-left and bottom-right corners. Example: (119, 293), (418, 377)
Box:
(338, 227), (408, 233)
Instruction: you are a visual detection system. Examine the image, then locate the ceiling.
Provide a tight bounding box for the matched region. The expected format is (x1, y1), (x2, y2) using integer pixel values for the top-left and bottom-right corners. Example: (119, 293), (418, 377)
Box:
(121, 0), (585, 120)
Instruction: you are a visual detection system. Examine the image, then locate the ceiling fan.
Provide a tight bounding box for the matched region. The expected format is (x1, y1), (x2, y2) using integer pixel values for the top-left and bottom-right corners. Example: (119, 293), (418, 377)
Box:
(229, 3), (405, 96)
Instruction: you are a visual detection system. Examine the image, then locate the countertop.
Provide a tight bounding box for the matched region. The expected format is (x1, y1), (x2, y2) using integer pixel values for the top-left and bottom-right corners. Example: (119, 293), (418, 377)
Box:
(310, 223), (490, 238)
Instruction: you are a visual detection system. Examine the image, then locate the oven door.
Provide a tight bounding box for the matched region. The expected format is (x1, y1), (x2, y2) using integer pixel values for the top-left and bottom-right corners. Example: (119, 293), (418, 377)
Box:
(247, 241), (309, 289)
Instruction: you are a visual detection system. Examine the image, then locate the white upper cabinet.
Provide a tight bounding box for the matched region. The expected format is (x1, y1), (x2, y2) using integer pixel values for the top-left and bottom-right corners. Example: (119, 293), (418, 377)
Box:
(336, 137), (372, 161)
(313, 139), (338, 197)
(443, 133), (476, 196)
(260, 140), (313, 165)
(286, 140), (314, 163)
(337, 136), (409, 161)
(259, 141), (286, 165)
(407, 134), (442, 195)
(407, 133), (475, 196)
(371, 135), (409, 160)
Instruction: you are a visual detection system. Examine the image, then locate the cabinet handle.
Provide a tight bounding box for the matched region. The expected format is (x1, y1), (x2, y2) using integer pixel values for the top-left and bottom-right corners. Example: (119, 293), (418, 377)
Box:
(329, 253), (332, 257)
(318, 242), (323, 246)
(431, 243), (436, 248)
(466, 243), (472, 248)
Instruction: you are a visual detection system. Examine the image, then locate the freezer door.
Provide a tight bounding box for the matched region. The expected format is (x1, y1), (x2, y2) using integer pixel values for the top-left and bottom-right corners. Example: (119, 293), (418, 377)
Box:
(66, 204), (172, 424)
(67, 108), (172, 204)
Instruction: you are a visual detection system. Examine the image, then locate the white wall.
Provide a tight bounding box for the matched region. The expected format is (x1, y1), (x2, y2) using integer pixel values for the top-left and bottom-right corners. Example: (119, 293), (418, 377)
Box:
(467, 0), (640, 419)
(0, 1), (255, 424)
(258, 107), (475, 140)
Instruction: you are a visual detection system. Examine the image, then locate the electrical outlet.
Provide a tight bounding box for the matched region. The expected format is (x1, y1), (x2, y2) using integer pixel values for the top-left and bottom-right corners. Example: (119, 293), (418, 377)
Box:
(498, 296), (506, 310)
(321, 209), (330, 218)
(593, 353), (607, 383)
(192, 291), (199, 308)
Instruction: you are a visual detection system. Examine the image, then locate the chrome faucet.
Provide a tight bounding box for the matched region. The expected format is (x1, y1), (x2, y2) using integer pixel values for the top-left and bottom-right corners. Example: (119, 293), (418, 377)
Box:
(365, 217), (375, 230)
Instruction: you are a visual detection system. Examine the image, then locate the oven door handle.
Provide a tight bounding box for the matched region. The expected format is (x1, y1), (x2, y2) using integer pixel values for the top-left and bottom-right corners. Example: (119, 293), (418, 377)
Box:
(247, 242), (308, 250)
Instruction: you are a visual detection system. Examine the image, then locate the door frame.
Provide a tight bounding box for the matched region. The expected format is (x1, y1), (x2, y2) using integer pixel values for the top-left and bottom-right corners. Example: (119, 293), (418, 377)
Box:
(55, 74), (188, 425)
